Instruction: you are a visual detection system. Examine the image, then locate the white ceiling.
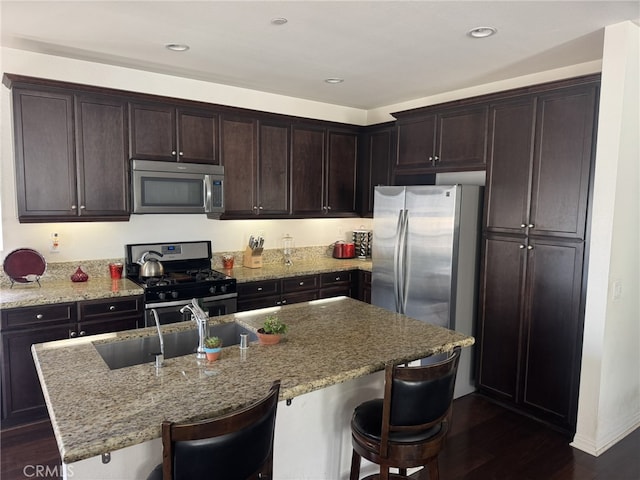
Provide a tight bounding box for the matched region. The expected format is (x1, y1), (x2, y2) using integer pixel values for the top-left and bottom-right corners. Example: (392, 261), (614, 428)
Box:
(1, 1), (638, 110)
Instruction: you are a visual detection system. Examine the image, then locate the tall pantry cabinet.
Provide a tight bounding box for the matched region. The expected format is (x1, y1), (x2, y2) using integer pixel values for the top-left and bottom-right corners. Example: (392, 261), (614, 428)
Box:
(477, 79), (598, 434)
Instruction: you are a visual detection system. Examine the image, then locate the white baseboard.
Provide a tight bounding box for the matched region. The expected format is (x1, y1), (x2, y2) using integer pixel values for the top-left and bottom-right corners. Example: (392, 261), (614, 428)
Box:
(571, 412), (640, 456)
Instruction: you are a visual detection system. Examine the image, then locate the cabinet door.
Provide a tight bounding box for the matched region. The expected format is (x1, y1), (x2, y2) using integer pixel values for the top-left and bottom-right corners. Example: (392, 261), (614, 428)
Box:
(395, 115), (437, 168)
(221, 115), (258, 216)
(326, 131), (358, 214)
(1, 325), (71, 426)
(129, 103), (176, 161)
(258, 121), (290, 215)
(485, 99), (536, 234)
(291, 126), (325, 216)
(12, 89), (77, 220)
(78, 318), (139, 336)
(75, 94), (129, 217)
(522, 238), (584, 428)
(530, 86), (597, 239)
(437, 106), (488, 170)
(477, 236), (527, 402)
(177, 109), (218, 164)
(358, 126), (394, 216)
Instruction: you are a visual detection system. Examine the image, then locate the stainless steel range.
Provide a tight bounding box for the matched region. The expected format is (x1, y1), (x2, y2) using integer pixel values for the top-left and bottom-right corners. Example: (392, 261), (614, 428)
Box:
(125, 241), (237, 327)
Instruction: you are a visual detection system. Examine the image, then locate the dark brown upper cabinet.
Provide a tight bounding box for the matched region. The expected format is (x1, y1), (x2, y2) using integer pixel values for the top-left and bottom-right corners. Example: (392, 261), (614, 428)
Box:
(11, 85), (129, 223)
(485, 84), (598, 240)
(394, 106), (489, 173)
(357, 123), (395, 217)
(291, 125), (358, 217)
(221, 115), (290, 218)
(129, 102), (219, 164)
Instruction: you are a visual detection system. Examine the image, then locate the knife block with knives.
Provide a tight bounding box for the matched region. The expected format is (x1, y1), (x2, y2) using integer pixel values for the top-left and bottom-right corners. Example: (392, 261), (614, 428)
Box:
(243, 235), (264, 268)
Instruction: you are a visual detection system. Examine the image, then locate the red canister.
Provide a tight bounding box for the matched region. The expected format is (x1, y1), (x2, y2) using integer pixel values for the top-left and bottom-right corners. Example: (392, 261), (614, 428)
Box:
(343, 243), (355, 258)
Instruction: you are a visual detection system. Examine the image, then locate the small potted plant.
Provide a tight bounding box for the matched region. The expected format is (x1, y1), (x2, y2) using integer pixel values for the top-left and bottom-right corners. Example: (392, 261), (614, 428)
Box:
(257, 315), (288, 345)
(203, 336), (222, 361)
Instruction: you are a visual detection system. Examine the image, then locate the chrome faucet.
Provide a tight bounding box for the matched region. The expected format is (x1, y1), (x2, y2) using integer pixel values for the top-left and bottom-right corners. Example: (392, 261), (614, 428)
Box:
(180, 299), (208, 360)
(150, 309), (164, 368)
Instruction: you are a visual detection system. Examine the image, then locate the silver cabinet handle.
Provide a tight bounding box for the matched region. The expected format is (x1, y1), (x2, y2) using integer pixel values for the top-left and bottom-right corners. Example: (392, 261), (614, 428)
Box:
(259, 206), (263, 210)
(257, 287), (263, 291)
(80, 205), (86, 210)
(520, 224), (527, 228)
(335, 276), (341, 281)
(428, 156), (433, 162)
(69, 331), (77, 338)
(326, 206), (332, 211)
(434, 155), (440, 162)
(179, 152), (184, 157)
(299, 281), (304, 286)
(519, 245), (526, 249)
(528, 224), (535, 228)
(171, 150), (176, 155)
(71, 205), (77, 210)
(109, 305), (116, 311)
(36, 314), (43, 319)
(79, 331), (86, 336)
(527, 245), (534, 250)
(282, 299), (287, 304)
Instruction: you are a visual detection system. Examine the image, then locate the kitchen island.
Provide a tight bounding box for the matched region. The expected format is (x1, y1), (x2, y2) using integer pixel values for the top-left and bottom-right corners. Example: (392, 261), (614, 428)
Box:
(32, 296), (473, 480)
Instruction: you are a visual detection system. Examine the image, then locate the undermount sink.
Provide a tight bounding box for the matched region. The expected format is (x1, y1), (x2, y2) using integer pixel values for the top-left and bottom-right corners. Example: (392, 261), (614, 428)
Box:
(94, 322), (257, 370)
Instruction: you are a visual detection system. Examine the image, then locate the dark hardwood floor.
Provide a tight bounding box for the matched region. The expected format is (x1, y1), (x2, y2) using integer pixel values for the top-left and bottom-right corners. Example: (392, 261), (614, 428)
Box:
(1, 394), (638, 480)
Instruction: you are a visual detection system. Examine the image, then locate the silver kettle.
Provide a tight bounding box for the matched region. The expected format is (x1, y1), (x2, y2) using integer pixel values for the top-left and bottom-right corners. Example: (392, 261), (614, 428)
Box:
(137, 250), (164, 278)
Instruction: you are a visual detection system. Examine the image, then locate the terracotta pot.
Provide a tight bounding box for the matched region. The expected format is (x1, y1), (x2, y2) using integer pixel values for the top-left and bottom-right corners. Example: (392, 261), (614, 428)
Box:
(257, 329), (282, 345)
(204, 347), (221, 361)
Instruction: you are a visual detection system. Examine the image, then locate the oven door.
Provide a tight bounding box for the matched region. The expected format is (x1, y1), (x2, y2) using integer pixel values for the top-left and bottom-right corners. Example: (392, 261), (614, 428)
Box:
(144, 293), (238, 327)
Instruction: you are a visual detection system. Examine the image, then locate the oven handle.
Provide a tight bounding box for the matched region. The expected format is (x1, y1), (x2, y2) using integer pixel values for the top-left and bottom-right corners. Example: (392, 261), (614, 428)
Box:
(145, 292), (238, 309)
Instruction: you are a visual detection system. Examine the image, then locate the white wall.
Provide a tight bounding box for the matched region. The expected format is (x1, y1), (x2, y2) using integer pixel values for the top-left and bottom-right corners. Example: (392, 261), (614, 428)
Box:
(573, 20), (640, 456)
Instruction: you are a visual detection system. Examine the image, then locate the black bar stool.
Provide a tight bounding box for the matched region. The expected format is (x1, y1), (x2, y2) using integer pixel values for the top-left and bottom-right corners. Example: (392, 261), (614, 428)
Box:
(147, 380), (280, 480)
(349, 348), (461, 480)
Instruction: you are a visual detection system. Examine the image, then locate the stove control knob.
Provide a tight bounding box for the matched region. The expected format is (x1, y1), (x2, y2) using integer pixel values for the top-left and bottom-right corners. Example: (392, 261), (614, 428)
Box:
(209, 285), (216, 294)
(220, 284), (227, 293)
(158, 292), (166, 300)
(171, 291), (179, 299)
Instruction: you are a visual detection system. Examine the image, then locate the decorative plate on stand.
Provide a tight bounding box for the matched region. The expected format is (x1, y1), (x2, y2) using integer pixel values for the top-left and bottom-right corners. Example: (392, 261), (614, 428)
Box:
(3, 248), (47, 287)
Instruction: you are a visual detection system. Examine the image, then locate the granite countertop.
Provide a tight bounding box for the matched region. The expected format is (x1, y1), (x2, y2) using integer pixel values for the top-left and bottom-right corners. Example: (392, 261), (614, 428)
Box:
(32, 297), (473, 464)
(0, 278), (144, 310)
(230, 257), (371, 283)
(0, 257), (371, 310)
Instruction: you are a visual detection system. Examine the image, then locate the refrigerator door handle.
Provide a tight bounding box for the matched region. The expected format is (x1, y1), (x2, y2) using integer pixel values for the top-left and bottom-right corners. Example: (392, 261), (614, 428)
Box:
(393, 209), (404, 312)
(399, 208), (410, 314)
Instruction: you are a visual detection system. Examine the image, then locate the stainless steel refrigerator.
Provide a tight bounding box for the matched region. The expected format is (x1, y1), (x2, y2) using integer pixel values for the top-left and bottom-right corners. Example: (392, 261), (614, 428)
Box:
(372, 185), (482, 398)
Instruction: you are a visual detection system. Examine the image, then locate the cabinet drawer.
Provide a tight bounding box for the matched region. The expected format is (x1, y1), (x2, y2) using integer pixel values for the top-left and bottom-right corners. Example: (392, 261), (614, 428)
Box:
(282, 275), (319, 293)
(282, 290), (319, 305)
(319, 286), (352, 299)
(320, 271), (353, 287)
(78, 296), (143, 321)
(1, 303), (76, 330)
(237, 280), (281, 298)
(237, 294), (281, 312)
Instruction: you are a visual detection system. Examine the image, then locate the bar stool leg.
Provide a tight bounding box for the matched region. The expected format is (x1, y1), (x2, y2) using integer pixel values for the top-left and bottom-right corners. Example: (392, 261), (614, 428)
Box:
(350, 450), (361, 480)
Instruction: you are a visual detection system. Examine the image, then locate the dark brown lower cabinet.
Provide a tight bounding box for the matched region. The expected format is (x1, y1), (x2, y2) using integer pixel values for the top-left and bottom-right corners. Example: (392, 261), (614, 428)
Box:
(1, 297), (142, 428)
(477, 235), (585, 433)
(237, 271), (358, 312)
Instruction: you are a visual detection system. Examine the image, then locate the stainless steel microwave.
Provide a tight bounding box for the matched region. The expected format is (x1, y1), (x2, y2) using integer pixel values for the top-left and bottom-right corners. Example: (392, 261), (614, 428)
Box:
(131, 160), (224, 216)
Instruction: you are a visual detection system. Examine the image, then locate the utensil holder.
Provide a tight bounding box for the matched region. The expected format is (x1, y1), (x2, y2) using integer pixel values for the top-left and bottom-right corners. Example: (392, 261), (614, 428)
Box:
(243, 246), (263, 269)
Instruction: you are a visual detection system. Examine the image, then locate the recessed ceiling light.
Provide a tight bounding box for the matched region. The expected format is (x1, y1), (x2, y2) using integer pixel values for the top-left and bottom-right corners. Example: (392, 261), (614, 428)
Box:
(165, 43), (190, 52)
(271, 17), (288, 25)
(467, 27), (497, 38)
(324, 78), (344, 84)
